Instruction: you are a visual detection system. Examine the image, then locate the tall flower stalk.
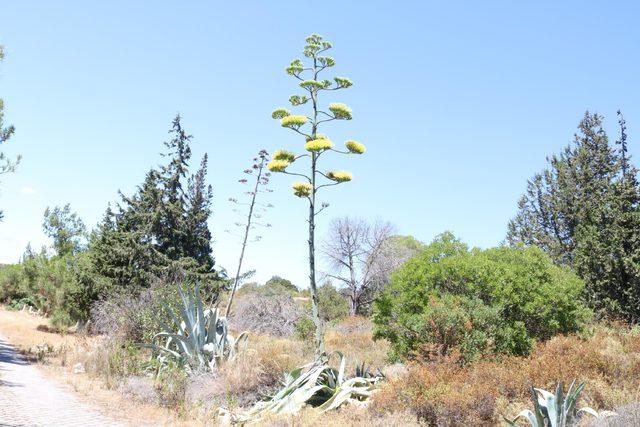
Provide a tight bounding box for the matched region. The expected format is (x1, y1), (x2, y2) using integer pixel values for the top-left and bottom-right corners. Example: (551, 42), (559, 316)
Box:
(269, 35), (365, 356)
(225, 149), (272, 317)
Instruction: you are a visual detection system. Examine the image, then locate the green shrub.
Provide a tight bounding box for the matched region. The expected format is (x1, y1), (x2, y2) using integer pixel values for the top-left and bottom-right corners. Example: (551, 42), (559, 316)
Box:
(317, 282), (349, 322)
(0, 263), (26, 303)
(373, 232), (590, 362)
(0, 251), (98, 326)
(295, 316), (315, 342)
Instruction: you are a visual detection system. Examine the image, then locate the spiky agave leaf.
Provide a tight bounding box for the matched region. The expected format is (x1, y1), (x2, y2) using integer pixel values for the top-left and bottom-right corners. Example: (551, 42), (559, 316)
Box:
(227, 352), (382, 422)
(504, 409), (540, 427)
(507, 381), (618, 427)
(146, 283), (248, 372)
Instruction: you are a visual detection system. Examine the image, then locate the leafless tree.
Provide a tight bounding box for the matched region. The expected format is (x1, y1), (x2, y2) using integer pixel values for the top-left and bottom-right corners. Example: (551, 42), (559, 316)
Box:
(321, 217), (395, 316)
(368, 234), (424, 290)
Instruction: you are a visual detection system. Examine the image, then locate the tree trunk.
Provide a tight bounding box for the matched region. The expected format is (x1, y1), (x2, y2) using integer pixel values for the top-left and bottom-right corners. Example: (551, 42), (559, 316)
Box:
(348, 253), (358, 316)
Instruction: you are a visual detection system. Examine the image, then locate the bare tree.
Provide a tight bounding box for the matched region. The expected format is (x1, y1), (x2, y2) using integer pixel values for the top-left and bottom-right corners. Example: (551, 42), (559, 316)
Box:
(321, 217), (395, 316)
(368, 234), (424, 290)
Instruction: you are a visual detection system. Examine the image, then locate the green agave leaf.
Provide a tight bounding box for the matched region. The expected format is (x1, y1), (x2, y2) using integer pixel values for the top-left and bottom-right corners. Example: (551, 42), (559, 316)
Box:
(530, 386), (546, 427)
(337, 353), (346, 385)
(194, 283), (206, 348)
(154, 332), (194, 356)
(506, 410), (540, 427)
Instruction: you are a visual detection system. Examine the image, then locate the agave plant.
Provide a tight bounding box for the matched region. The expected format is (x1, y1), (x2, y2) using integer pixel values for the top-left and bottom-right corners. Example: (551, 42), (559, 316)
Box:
(147, 284), (248, 372)
(505, 380), (617, 427)
(220, 352), (381, 422)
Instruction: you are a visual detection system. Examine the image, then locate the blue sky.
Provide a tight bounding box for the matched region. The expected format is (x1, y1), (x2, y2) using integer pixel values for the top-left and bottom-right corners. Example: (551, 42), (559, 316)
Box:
(1, 1), (639, 287)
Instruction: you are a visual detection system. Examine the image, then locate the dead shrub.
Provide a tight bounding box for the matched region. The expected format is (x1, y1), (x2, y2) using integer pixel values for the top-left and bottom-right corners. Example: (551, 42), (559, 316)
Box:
(229, 293), (302, 336)
(119, 376), (160, 405)
(90, 290), (155, 342)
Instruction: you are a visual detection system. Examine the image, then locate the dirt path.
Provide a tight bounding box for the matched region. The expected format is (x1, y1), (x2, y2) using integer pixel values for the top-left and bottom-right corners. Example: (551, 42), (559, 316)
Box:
(0, 334), (125, 427)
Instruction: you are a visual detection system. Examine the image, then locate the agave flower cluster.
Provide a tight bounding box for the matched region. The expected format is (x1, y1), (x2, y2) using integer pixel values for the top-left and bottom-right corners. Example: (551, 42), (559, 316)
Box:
(326, 171), (352, 182)
(268, 35), (366, 200)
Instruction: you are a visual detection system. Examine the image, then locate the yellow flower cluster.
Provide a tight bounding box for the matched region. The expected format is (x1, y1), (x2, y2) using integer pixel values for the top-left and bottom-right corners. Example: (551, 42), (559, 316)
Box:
(329, 103), (352, 120)
(327, 171), (353, 182)
(273, 150), (296, 162)
(286, 59), (304, 76)
(292, 182), (313, 197)
(305, 138), (334, 152)
(299, 80), (325, 89)
(345, 140), (366, 154)
(267, 159), (290, 172)
(281, 115), (307, 127)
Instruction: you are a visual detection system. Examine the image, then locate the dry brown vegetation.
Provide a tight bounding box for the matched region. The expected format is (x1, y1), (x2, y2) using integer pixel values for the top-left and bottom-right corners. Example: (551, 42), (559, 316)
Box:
(0, 306), (189, 426)
(373, 325), (640, 426)
(2, 306), (639, 426)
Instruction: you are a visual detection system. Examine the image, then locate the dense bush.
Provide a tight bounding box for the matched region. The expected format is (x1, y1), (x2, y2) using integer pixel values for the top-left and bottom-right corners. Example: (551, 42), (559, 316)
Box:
(373, 232), (590, 362)
(317, 282), (349, 322)
(237, 276), (300, 298)
(0, 251), (97, 327)
(90, 289), (157, 342)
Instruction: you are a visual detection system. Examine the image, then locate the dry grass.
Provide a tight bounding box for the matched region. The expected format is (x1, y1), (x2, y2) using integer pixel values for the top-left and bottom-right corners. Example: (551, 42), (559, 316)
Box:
(3, 306), (639, 426)
(325, 316), (389, 374)
(257, 407), (422, 426)
(0, 306), (198, 425)
(0, 305), (81, 354)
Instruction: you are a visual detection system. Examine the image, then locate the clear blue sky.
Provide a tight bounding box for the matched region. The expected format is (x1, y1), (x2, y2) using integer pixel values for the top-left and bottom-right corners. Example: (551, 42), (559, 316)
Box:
(1, 1), (639, 287)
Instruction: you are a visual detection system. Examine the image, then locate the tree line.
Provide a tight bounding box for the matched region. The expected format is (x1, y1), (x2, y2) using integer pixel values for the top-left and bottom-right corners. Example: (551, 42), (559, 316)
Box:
(0, 115), (221, 326)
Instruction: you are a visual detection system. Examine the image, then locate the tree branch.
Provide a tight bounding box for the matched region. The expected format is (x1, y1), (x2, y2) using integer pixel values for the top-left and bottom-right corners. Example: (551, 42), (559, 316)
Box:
(282, 170), (312, 183)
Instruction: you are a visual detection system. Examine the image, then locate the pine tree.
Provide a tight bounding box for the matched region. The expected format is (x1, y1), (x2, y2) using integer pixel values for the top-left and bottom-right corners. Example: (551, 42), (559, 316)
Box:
(89, 115), (218, 295)
(43, 204), (86, 256)
(158, 115), (192, 259)
(507, 111), (640, 320)
(185, 154), (215, 272)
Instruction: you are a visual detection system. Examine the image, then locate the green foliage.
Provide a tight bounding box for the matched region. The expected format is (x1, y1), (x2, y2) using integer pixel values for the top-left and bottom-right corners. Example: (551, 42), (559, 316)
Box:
(0, 250), (97, 325)
(295, 317), (316, 342)
(236, 276), (300, 298)
(43, 204), (86, 256)
(263, 275), (299, 296)
(223, 352), (381, 421)
(0, 45), (20, 221)
(147, 284), (247, 372)
(88, 115), (219, 297)
(0, 263), (25, 303)
(508, 112), (640, 321)
(317, 282), (349, 322)
(505, 381), (617, 426)
(373, 232), (590, 362)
